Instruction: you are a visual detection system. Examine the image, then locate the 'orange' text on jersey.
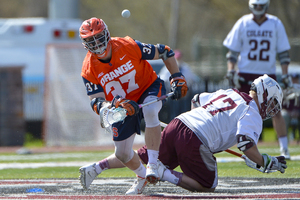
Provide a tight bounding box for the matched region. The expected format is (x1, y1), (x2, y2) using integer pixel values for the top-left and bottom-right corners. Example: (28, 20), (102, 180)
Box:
(81, 36), (157, 101)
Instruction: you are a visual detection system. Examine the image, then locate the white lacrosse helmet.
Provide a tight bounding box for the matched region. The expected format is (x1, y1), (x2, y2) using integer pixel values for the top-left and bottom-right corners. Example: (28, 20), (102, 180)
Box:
(250, 74), (283, 121)
(249, 0), (270, 16)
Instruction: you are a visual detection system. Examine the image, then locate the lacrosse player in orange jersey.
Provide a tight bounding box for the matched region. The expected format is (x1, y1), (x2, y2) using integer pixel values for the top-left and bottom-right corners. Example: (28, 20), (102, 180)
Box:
(78, 17), (188, 195)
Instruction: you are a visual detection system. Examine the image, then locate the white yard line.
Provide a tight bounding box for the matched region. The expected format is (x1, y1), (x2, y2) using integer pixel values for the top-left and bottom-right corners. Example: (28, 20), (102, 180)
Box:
(0, 161), (91, 170)
(0, 152), (111, 161)
(1, 155), (299, 169)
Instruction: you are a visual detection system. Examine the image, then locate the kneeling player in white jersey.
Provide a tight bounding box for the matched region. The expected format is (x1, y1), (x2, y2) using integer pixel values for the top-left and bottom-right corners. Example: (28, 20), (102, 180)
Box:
(80, 74), (287, 194)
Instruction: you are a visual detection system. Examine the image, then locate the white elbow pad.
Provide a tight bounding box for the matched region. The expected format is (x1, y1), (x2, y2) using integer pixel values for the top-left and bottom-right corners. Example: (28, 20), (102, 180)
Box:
(236, 135), (255, 152)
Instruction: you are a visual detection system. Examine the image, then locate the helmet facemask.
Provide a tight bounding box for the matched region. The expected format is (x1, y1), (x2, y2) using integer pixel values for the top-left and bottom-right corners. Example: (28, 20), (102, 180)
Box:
(265, 97), (281, 120)
(79, 18), (111, 57)
(249, 0), (269, 19)
(82, 29), (110, 55)
(251, 74), (283, 121)
(260, 87), (282, 120)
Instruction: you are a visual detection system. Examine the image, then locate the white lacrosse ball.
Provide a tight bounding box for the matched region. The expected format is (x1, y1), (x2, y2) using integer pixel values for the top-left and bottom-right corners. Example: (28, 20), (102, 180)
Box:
(122, 9), (131, 18)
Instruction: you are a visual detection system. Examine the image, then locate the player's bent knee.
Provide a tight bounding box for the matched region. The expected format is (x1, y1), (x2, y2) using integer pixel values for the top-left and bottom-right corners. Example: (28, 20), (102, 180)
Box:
(142, 96), (162, 127)
(115, 149), (134, 164)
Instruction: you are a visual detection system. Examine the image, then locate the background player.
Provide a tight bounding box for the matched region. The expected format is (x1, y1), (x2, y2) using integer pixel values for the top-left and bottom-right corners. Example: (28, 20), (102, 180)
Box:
(223, 0), (292, 159)
(282, 73), (300, 144)
(82, 74), (287, 194)
(78, 17), (188, 194)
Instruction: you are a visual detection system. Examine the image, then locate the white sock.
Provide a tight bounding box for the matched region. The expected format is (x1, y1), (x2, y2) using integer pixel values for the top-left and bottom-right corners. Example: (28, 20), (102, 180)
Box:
(161, 169), (182, 185)
(279, 136), (288, 150)
(147, 149), (159, 165)
(133, 162), (146, 178)
(94, 159), (109, 174)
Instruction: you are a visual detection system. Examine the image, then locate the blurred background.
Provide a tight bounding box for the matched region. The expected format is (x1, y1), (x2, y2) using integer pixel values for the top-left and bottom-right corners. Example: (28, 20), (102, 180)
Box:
(0, 0), (299, 147)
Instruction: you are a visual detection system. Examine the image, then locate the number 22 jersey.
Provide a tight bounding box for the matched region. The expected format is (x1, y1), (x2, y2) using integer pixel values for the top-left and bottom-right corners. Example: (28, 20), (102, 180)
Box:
(223, 14), (290, 75)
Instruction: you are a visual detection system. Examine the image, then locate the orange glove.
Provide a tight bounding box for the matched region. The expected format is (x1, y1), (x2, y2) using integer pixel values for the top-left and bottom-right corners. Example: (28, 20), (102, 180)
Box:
(111, 95), (139, 116)
(170, 72), (188, 100)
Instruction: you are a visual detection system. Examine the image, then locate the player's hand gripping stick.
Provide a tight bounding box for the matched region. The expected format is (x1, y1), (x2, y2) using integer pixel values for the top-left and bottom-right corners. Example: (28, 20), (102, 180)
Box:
(225, 149), (287, 173)
(101, 92), (174, 129)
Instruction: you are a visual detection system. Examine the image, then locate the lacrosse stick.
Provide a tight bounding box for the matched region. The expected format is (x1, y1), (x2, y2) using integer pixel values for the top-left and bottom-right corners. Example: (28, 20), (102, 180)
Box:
(225, 149), (243, 158)
(100, 105), (127, 132)
(160, 121), (168, 128)
(100, 92), (174, 132)
(225, 149), (282, 173)
(138, 92), (174, 108)
(225, 149), (262, 172)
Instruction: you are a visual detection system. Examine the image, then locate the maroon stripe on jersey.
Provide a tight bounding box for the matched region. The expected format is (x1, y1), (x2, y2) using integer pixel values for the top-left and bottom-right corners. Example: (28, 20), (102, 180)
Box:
(233, 88), (253, 105)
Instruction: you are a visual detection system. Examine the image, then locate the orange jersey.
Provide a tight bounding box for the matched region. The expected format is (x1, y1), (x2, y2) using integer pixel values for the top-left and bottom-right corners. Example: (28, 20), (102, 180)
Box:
(81, 36), (158, 102)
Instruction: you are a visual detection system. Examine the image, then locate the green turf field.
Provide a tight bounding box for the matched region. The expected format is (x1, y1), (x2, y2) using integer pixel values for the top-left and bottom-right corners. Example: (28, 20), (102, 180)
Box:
(0, 128), (299, 179)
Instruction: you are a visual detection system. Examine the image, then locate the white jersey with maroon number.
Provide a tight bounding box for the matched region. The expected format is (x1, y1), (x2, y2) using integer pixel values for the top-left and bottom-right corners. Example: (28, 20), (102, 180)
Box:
(223, 14), (290, 75)
(177, 89), (262, 153)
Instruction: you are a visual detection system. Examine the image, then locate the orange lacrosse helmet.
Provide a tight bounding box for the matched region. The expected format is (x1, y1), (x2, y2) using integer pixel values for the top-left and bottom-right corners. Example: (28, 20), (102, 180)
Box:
(79, 17), (111, 58)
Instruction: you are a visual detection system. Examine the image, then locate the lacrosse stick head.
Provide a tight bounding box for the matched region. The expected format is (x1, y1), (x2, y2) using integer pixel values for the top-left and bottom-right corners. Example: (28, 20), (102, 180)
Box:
(99, 106), (127, 133)
(99, 105), (112, 134)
